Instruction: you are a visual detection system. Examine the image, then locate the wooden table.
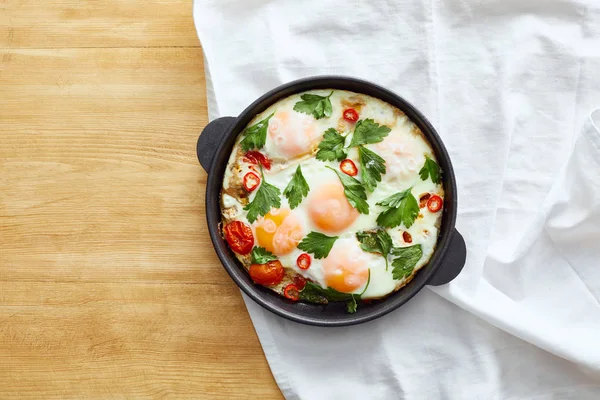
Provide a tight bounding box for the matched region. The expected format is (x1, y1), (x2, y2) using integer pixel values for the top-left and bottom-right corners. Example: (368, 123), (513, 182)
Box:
(0, 1), (282, 398)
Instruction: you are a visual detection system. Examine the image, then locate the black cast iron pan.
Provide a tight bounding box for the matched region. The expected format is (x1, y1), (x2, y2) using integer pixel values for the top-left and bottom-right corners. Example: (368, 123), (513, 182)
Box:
(197, 76), (466, 327)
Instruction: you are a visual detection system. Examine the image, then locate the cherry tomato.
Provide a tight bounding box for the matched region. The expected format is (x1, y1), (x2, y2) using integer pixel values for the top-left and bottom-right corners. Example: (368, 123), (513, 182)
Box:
(249, 260), (285, 285)
(243, 172), (260, 192)
(244, 151), (271, 170)
(343, 108), (359, 122)
(340, 159), (358, 176)
(427, 195), (443, 213)
(419, 193), (431, 209)
(223, 221), (254, 255)
(403, 231), (413, 243)
(283, 284), (299, 301)
(293, 275), (307, 290)
(296, 253), (311, 270)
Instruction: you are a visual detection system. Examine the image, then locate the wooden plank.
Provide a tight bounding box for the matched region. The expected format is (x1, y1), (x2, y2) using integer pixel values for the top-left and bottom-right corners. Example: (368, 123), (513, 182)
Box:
(0, 282), (280, 399)
(0, 47), (283, 398)
(0, 0), (200, 48)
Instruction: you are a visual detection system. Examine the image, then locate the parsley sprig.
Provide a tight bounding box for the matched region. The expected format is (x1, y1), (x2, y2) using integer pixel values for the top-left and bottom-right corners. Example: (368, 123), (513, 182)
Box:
(251, 247), (277, 264)
(391, 245), (422, 280)
(283, 165), (310, 209)
(298, 269), (371, 313)
(243, 169), (281, 223)
(293, 91), (333, 120)
(358, 145), (386, 192)
(327, 166), (369, 214)
(356, 229), (393, 271)
(297, 232), (338, 259)
(419, 155), (442, 184)
(376, 188), (419, 229)
(240, 113), (274, 152)
(349, 118), (391, 147)
(316, 128), (347, 162)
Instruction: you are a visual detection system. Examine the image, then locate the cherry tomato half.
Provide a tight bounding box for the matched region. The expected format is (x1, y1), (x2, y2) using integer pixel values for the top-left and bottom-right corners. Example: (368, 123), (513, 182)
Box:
(343, 108), (359, 122)
(283, 284), (300, 301)
(419, 193), (431, 209)
(427, 195), (443, 213)
(340, 159), (358, 176)
(293, 275), (307, 290)
(223, 221), (254, 255)
(243, 172), (260, 192)
(403, 231), (413, 243)
(244, 151), (271, 170)
(296, 253), (311, 270)
(249, 260), (285, 285)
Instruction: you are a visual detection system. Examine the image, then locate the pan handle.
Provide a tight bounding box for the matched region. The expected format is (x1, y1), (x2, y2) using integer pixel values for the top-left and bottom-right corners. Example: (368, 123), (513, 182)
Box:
(197, 116), (236, 173)
(428, 229), (466, 286)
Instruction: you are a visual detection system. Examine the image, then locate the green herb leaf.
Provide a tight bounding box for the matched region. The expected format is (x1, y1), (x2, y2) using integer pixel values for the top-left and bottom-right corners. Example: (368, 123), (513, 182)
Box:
(243, 174), (281, 223)
(298, 281), (354, 303)
(358, 145), (386, 192)
(376, 188), (419, 229)
(299, 271), (370, 314)
(349, 119), (391, 147)
(356, 229), (393, 270)
(293, 91), (334, 120)
(419, 155), (442, 184)
(297, 232), (339, 259)
(327, 167), (369, 214)
(251, 247), (277, 264)
(316, 128), (347, 162)
(347, 296), (358, 313)
(391, 244), (423, 280)
(283, 165), (310, 209)
(240, 113), (274, 152)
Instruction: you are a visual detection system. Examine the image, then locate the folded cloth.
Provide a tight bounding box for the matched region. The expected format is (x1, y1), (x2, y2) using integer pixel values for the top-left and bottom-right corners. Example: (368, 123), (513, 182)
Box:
(194, 1), (600, 398)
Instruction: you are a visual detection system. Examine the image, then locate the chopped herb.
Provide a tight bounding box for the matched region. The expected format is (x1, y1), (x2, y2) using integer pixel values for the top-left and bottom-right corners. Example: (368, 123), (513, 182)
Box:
(283, 165), (310, 209)
(240, 113), (274, 152)
(376, 188), (419, 229)
(391, 245), (423, 280)
(327, 166), (369, 214)
(316, 128), (348, 162)
(243, 170), (281, 223)
(298, 270), (371, 314)
(251, 247), (277, 264)
(358, 145), (386, 192)
(419, 155), (442, 184)
(293, 91), (334, 120)
(297, 232), (339, 259)
(349, 119), (391, 147)
(356, 229), (393, 270)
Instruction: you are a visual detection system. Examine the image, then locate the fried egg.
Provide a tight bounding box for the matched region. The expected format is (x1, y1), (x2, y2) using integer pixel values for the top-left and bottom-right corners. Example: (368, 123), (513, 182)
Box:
(219, 90), (444, 309)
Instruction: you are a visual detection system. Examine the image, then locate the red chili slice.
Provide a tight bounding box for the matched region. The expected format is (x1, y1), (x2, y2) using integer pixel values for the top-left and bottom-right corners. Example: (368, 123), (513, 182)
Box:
(293, 275), (307, 290)
(427, 195), (443, 213)
(243, 172), (261, 192)
(296, 253), (311, 270)
(340, 159), (358, 176)
(403, 231), (413, 243)
(283, 284), (299, 301)
(223, 221), (254, 255)
(343, 108), (359, 122)
(244, 151), (271, 170)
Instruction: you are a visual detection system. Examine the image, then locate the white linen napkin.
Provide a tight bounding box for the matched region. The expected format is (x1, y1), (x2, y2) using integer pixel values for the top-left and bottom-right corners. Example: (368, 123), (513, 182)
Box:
(194, 1), (600, 398)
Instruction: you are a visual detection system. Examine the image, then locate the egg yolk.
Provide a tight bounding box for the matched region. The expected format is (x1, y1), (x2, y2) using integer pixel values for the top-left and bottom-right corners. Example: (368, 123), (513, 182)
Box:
(323, 241), (370, 293)
(268, 111), (319, 158)
(254, 208), (304, 256)
(308, 182), (359, 233)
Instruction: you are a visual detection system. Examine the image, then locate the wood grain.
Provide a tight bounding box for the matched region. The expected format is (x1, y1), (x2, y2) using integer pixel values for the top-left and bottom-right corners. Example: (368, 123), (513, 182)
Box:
(0, 1), (283, 398)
